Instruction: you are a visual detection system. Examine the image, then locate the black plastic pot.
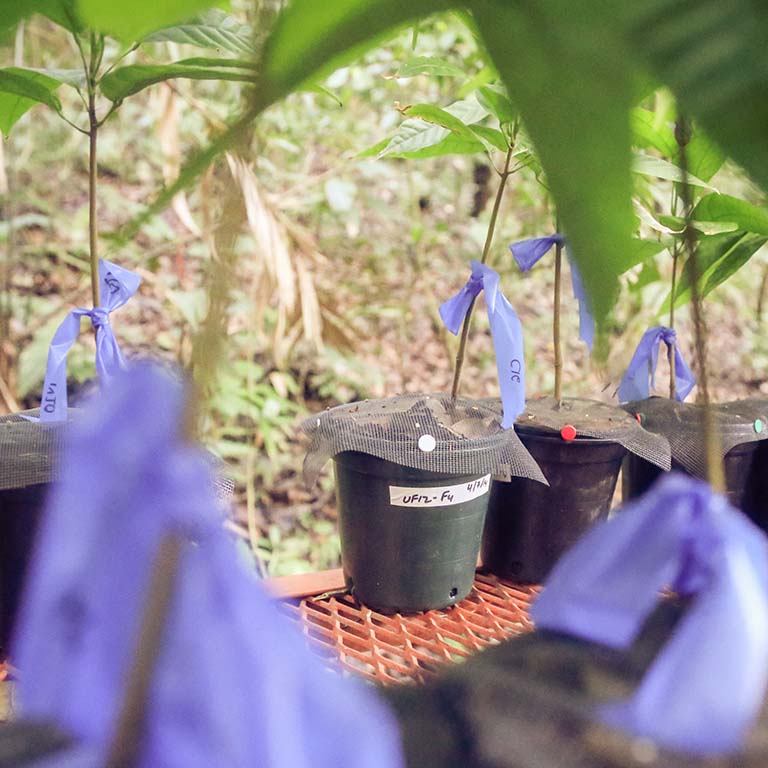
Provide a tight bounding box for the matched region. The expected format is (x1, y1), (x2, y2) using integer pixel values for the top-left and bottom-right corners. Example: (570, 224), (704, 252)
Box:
(334, 451), (492, 613)
(623, 441), (760, 512)
(481, 428), (626, 584)
(0, 483), (48, 653)
(621, 397), (765, 514)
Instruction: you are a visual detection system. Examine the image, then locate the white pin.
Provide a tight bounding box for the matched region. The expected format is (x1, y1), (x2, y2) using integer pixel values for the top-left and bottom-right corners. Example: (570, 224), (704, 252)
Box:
(418, 434), (436, 452)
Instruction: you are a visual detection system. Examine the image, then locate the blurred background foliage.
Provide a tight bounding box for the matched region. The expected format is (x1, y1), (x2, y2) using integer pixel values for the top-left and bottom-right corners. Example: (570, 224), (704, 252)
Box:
(1, 1), (767, 574)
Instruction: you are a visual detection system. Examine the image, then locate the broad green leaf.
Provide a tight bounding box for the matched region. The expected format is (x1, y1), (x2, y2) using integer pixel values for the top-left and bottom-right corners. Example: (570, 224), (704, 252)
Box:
(614, 238), (669, 275)
(468, 124), (507, 152)
(396, 56), (465, 78)
(631, 107), (677, 158)
(403, 103), (479, 138)
(0, 68), (63, 136)
(34, 68), (88, 89)
(379, 120), (484, 158)
(78, 0), (220, 43)
(0, 0), (82, 33)
(631, 107), (724, 182)
(163, 57), (257, 69)
(623, 0), (768, 194)
(100, 59), (254, 102)
(665, 232), (768, 310)
(357, 138), (390, 158)
(377, 98), (488, 158)
(476, 84), (515, 126)
(693, 193), (768, 236)
(687, 129), (725, 183)
(473, 0), (638, 324)
(457, 64), (496, 98)
(632, 152), (717, 191)
(306, 85), (343, 107)
(630, 259), (663, 293)
(143, 10), (256, 55)
(656, 214), (739, 236)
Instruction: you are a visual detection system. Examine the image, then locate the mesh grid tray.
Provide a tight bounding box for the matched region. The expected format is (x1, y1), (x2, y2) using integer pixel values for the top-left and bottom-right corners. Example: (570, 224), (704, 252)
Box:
(276, 572), (536, 686)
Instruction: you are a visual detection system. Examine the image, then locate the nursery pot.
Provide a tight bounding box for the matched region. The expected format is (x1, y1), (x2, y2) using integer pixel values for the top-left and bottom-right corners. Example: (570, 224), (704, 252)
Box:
(623, 442), (760, 512)
(621, 397), (765, 516)
(481, 428), (626, 584)
(0, 483), (49, 652)
(334, 451), (492, 613)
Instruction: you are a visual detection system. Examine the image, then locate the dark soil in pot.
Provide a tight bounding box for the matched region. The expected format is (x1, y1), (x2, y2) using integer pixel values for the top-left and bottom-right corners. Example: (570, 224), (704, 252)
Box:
(334, 450), (492, 613)
(622, 398), (767, 521)
(479, 397), (668, 584)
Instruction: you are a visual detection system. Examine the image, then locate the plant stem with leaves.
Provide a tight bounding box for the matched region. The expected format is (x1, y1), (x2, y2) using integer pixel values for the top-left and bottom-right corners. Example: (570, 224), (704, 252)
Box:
(450, 143), (515, 400)
(676, 117), (724, 492)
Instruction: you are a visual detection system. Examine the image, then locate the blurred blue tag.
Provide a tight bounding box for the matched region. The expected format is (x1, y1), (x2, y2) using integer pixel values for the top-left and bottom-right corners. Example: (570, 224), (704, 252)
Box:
(532, 473), (768, 755)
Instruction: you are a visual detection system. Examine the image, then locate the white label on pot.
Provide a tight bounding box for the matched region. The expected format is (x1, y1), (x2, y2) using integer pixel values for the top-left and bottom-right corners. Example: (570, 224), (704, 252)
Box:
(389, 474), (491, 508)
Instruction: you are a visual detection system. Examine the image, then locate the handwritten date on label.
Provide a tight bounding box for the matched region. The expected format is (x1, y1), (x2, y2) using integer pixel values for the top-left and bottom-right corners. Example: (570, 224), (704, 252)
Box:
(389, 474), (491, 508)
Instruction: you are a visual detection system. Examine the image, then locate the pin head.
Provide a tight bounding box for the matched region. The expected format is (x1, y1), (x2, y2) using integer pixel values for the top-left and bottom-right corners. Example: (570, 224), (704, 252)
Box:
(418, 434), (436, 452)
(755, 419), (764, 434)
(560, 424), (577, 442)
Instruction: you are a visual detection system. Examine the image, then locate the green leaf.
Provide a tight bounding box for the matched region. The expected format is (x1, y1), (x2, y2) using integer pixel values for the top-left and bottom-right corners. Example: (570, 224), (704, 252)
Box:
(623, 0), (768, 194)
(665, 232), (768, 310)
(377, 98), (488, 158)
(357, 137), (390, 158)
(383, 131), (485, 158)
(693, 193), (768, 236)
(0, 68), (63, 136)
(33, 68), (88, 89)
(78, 0), (221, 43)
(0, 0), (82, 34)
(473, 0), (638, 324)
(687, 128), (725, 183)
(632, 152), (717, 190)
(614, 238), (669, 274)
(468, 124), (507, 152)
(100, 59), (254, 102)
(403, 103), (479, 138)
(396, 56), (465, 78)
(143, 9), (256, 55)
(476, 84), (516, 126)
(631, 107), (677, 158)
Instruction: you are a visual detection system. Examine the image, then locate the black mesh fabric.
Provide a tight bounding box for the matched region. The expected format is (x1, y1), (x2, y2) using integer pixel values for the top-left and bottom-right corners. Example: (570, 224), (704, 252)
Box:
(0, 409), (234, 501)
(623, 397), (768, 477)
(480, 396), (671, 470)
(300, 393), (547, 486)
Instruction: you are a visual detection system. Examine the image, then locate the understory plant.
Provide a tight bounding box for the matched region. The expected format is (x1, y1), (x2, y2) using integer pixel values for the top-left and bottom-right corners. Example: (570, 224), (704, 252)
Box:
(0, 3), (256, 389)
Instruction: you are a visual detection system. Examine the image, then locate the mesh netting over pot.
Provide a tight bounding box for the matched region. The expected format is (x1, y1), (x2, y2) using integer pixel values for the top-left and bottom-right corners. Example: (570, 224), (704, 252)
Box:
(0, 409), (234, 500)
(300, 393), (547, 487)
(481, 396), (672, 469)
(622, 397), (768, 478)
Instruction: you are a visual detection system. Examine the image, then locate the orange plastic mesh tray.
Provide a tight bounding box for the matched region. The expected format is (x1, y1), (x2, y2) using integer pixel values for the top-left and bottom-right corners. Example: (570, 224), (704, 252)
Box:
(268, 569), (536, 686)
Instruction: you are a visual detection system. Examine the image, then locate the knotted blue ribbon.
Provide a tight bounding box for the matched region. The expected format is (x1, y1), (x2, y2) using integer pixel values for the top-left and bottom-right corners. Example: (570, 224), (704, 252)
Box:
(532, 473), (768, 755)
(617, 325), (696, 403)
(37, 258), (141, 421)
(509, 234), (594, 351)
(439, 260), (525, 428)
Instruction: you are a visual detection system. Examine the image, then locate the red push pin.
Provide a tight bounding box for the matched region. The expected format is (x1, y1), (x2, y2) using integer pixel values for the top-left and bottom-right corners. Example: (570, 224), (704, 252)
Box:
(560, 424), (577, 441)
(635, 413), (643, 425)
